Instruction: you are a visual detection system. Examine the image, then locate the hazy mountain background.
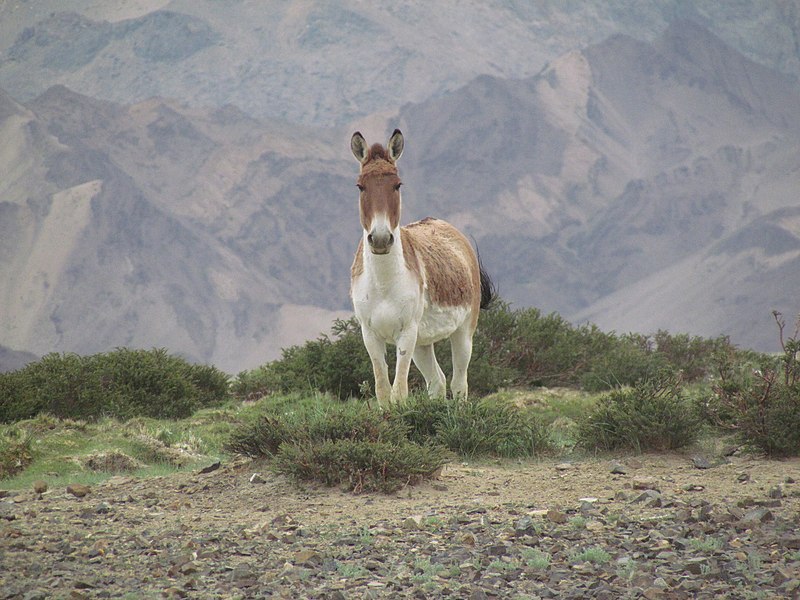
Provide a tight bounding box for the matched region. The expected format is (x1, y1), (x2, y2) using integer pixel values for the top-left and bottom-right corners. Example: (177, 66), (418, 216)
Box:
(1, 1), (799, 372)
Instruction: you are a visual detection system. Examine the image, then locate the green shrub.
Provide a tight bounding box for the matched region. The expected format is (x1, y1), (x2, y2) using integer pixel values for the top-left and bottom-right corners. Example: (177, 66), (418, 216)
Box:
(274, 439), (449, 493)
(709, 312), (800, 456)
(0, 348), (230, 423)
(226, 401), (448, 492)
(578, 372), (701, 452)
(398, 394), (550, 458)
(0, 427), (34, 479)
(235, 299), (749, 401)
(233, 318), (373, 400)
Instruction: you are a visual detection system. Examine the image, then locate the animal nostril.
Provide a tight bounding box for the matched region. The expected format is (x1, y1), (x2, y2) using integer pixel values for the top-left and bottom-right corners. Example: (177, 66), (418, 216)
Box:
(388, 233), (395, 245)
(367, 233), (374, 245)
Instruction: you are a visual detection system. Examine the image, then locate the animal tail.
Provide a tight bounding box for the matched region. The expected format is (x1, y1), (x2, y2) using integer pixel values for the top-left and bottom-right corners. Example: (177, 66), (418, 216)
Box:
(476, 246), (497, 310)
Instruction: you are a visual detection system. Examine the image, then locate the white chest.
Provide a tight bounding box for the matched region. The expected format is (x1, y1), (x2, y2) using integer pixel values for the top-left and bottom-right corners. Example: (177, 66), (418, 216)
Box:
(351, 267), (423, 344)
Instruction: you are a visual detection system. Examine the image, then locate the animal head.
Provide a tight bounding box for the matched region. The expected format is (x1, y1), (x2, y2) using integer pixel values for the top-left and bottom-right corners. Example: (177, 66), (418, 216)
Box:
(350, 129), (404, 255)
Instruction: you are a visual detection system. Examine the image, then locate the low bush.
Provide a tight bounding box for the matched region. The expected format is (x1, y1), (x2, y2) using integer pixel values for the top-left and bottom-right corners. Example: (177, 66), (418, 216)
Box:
(577, 372), (702, 452)
(236, 300), (744, 402)
(0, 348), (230, 423)
(274, 439), (449, 493)
(398, 394), (550, 458)
(708, 312), (800, 456)
(232, 318), (372, 400)
(0, 427), (34, 479)
(226, 401), (448, 492)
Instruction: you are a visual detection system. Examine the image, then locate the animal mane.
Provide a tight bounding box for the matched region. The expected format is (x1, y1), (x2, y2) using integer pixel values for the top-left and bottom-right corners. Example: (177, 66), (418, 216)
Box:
(367, 143), (390, 163)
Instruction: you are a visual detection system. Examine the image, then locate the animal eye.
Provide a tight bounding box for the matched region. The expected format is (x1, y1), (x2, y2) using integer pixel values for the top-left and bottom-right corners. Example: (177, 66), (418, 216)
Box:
(356, 184), (365, 192)
(394, 183), (402, 191)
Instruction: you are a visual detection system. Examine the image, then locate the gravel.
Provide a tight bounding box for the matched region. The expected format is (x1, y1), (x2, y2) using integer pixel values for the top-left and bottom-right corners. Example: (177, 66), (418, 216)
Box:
(1, 454), (799, 598)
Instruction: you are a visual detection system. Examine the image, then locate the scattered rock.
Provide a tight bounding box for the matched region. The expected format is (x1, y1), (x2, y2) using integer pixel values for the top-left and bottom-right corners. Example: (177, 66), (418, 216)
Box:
(683, 558), (709, 575)
(401, 515), (425, 530)
(0, 501), (17, 521)
(741, 508), (774, 525)
(610, 462), (627, 475)
(546, 509), (568, 524)
(768, 485), (784, 499)
(632, 476), (660, 491)
(691, 456), (713, 469)
(632, 490), (662, 507)
(198, 461), (221, 474)
(249, 473), (267, 484)
(555, 463), (574, 472)
(66, 484), (91, 498)
(33, 480), (48, 494)
(293, 549), (322, 566)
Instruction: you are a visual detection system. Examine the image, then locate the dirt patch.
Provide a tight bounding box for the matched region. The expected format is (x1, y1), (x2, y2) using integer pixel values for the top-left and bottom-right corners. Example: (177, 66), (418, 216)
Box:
(82, 451), (145, 474)
(1, 453), (799, 598)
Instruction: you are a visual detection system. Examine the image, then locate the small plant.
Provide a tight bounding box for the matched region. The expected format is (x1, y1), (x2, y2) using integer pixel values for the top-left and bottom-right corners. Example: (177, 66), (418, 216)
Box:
(486, 559), (519, 573)
(0, 427), (33, 479)
(709, 312), (800, 456)
(335, 562), (370, 579)
(688, 536), (724, 552)
(232, 318), (373, 400)
(615, 558), (638, 583)
(568, 516), (587, 530)
(521, 548), (551, 570)
(570, 547), (612, 565)
(577, 371), (701, 452)
(412, 559), (447, 583)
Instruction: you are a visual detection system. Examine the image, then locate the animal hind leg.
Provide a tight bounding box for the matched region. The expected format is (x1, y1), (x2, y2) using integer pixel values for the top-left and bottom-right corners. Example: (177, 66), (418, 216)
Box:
(412, 344), (446, 398)
(450, 323), (474, 399)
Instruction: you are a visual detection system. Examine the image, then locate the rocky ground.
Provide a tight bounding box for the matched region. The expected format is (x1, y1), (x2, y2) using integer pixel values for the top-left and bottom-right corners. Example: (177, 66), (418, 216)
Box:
(1, 453), (799, 599)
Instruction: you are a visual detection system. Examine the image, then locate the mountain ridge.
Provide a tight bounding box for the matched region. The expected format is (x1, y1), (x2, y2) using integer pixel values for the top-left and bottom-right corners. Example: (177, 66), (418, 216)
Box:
(1, 10), (798, 372)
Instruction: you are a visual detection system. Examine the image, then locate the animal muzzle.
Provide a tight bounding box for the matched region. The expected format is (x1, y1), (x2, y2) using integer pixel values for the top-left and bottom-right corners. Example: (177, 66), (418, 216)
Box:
(367, 228), (394, 254)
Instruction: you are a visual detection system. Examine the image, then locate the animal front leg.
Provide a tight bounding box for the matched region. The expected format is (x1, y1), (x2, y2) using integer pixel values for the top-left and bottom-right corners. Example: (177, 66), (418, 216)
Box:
(391, 328), (418, 403)
(362, 329), (391, 406)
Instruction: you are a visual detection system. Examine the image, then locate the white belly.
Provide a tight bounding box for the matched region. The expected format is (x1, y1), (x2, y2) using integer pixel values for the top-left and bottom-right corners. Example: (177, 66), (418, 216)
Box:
(417, 302), (471, 346)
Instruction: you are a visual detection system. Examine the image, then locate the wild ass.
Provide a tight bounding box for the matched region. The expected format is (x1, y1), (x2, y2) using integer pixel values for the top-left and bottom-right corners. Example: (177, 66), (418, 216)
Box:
(349, 129), (494, 405)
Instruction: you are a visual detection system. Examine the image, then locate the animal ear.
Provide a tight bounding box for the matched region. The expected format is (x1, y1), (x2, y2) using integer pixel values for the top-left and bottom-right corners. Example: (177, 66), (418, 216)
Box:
(388, 129), (404, 162)
(351, 132), (368, 164)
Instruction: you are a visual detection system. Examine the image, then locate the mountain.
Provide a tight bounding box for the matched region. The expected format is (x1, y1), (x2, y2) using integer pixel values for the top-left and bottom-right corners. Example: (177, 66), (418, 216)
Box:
(0, 2), (798, 126)
(395, 20), (800, 347)
(1, 7), (799, 371)
(0, 86), (352, 372)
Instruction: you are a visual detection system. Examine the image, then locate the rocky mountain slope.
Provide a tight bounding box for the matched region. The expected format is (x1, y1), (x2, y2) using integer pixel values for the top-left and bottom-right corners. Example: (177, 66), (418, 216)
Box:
(395, 20), (800, 348)
(0, 87), (351, 371)
(1, 4), (799, 370)
(0, 1), (798, 126)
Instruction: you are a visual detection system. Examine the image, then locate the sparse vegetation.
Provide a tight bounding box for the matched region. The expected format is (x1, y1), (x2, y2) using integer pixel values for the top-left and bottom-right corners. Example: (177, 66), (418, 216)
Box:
(227, 399), (449, 492)
(234, 301), (746, 402)
(397, 394), (550, 458)
(577, 371), (702, 452)
(2, 300), (798, 492)
(569, 547), (612, 565)
(707, 312), (800, 456)
(0, 401), (261, 488)
(0, 348), (230, 423)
